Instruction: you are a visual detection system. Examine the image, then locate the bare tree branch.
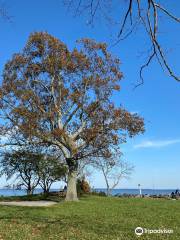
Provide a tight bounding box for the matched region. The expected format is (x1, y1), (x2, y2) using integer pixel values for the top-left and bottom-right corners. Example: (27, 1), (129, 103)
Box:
(65, 0), (180, 85)
(118, 0), (133, 37)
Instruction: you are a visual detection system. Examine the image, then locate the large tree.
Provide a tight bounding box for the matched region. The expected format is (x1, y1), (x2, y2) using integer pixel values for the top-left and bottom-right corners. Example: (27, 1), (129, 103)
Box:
(0, 32), (144, 201)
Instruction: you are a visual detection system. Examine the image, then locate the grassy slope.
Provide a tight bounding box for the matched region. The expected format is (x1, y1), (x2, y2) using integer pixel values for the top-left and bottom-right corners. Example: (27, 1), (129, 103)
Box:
(0, 196), (179, 240)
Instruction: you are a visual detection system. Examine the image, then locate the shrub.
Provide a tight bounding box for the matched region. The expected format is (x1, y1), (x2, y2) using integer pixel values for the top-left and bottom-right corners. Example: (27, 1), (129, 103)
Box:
(77, 178), (91, 195)
(81, 179), (90, 193)
(90, 191), (107, 197)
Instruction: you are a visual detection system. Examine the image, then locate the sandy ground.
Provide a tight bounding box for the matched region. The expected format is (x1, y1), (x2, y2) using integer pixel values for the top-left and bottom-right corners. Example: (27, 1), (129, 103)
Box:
(0, 200), (57, 207)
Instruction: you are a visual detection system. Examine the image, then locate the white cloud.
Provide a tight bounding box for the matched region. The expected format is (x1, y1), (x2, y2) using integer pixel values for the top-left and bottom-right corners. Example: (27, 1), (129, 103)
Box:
(134, 139), (180, 149)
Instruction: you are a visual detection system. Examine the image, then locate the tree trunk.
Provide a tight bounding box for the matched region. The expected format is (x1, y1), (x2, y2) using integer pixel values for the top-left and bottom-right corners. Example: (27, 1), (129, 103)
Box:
(107, 187), (111, 196)
(27, 188), (33, 195)
(65, 169), (78, 201)
(43, 188), (49, 194)
(102, 170), (110, 196)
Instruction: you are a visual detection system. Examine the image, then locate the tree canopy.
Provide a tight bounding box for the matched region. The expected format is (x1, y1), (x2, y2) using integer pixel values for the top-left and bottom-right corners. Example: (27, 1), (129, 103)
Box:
(0, 147), (67, 194)
(0, 32), (144, 200)
(0, 150), (41, 195)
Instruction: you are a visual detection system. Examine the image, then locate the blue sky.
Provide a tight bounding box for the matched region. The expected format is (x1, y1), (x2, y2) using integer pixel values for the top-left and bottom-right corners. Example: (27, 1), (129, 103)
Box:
(0, 0), (180, 189)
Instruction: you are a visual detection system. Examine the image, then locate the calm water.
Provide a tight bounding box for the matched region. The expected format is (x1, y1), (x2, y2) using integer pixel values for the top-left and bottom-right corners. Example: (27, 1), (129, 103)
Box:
(0, 188), (175, 197)
(0, 189), (45, 197)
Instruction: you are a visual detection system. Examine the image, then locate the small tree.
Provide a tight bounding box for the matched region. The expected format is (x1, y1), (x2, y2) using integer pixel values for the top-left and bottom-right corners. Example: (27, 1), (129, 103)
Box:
(94, 157), (134, 196)
(38, 155), (67, 194)
(0, 150), (41, 195)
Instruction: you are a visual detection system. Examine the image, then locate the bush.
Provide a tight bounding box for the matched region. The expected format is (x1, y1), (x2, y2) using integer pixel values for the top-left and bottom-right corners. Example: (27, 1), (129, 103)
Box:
(81, 179), (90, 193)
(77, 178), (91, 195)
(90, 191), (107, 197)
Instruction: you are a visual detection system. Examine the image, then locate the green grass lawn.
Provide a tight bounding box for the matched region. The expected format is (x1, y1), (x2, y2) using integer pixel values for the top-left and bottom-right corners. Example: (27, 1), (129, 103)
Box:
(0, 195), (179, 240)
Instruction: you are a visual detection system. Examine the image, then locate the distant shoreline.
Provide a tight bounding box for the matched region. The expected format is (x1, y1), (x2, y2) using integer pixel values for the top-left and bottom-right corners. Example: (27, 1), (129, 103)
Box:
(0, 188), (177, 197)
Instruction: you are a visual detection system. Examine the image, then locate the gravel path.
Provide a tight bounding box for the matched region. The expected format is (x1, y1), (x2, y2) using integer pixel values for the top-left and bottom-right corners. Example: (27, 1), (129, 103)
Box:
(0, 200), (57, 207)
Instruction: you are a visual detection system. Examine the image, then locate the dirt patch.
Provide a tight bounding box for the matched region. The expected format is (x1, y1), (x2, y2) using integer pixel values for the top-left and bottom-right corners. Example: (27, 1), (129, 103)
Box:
(0, 200), (57, 207)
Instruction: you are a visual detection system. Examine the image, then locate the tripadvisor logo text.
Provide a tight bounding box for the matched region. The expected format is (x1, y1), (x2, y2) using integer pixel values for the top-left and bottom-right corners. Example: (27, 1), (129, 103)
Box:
(135, 227), (173, 236)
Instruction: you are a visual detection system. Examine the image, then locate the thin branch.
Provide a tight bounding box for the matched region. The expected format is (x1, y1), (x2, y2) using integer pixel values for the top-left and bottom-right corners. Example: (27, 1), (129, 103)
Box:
(154, 3), (180, 23)
(118, 0), (133, 37)
(89, 0), (100, 24)
(134, 48), (156, 88)
(66, 0), (180, 84)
